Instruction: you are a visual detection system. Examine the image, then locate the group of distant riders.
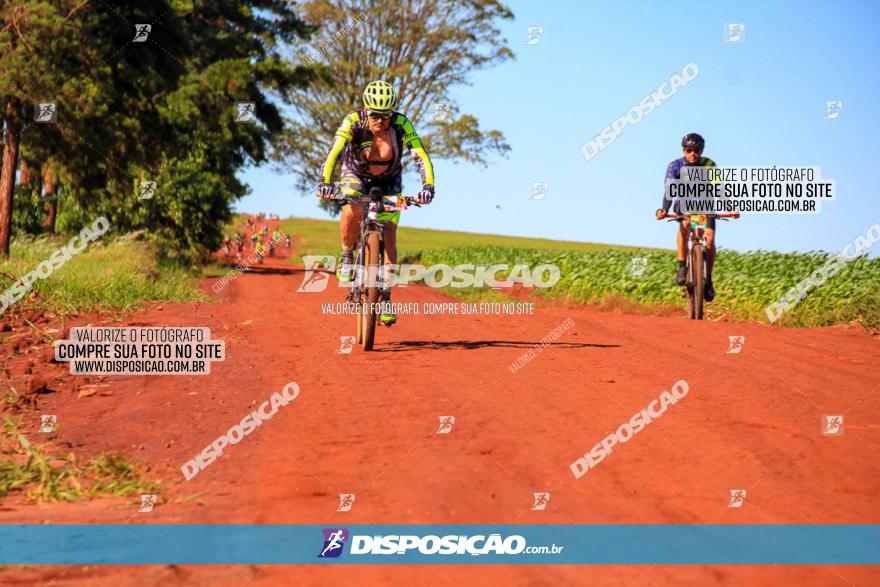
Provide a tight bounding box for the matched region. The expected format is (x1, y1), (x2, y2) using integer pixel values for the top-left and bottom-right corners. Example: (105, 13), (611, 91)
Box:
(224, 213), (291, 264)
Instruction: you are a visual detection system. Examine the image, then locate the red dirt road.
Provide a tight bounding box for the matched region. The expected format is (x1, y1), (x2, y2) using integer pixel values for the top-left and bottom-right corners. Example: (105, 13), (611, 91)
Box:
(2, 225), (879, 585)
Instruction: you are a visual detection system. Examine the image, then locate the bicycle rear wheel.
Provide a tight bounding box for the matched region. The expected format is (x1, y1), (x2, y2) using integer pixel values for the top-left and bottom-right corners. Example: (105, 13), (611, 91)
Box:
(360, 231), (381, 351)
(691, 244), (705, 320)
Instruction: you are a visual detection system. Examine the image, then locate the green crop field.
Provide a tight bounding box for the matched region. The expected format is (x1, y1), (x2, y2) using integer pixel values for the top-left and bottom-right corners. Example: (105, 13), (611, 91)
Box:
(251, 215), (879, 328)
(419, 246), (880, 328)
(275, 216), (648, 262)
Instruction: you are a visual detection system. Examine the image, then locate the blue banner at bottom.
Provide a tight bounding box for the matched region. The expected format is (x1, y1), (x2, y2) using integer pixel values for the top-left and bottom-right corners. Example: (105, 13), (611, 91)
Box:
(0, 525), (877, 564)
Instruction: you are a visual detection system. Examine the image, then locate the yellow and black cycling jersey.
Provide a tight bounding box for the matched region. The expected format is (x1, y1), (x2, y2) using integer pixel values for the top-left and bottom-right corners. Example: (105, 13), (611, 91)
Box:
(320, 109), (434, 187)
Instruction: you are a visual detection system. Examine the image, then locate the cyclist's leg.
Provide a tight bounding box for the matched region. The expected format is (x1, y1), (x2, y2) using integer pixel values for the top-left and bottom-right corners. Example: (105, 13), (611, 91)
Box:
(704, 217), (717, 301)
(704, 217), (716, 275)
(677, 220), (689, 261)
(339, 175), (366, 247)
(378, 175), (403, 266)
(338, 175), (366, 282)
(676, 217), (689, 285)
(377, 176), (402, 326)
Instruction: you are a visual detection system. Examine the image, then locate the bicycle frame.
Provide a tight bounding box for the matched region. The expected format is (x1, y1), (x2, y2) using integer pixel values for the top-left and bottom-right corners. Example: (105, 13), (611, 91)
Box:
(339, 188), (419, 295)
(334, 187), (420, 350)
(664, 212), (737, 319)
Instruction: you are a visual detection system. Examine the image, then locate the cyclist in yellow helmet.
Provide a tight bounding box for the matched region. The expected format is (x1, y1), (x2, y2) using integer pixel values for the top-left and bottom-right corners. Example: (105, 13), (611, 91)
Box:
(316, 80), (435, 326)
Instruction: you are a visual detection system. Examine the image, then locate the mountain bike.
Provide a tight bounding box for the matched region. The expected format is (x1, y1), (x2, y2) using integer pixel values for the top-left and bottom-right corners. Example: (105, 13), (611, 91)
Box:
(334, 187), (421, 351)
(663, 212), (738, 320)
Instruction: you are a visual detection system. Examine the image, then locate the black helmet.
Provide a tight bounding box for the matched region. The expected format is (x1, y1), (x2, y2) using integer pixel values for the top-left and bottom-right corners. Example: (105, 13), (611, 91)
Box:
(681, 133), (705, 149)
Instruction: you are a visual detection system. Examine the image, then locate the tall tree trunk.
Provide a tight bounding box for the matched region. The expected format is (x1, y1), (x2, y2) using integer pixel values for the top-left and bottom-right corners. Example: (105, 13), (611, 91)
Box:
(43, 165), (57, 234)
(0, 98), (22, 257)
(18, 161), (31, 185)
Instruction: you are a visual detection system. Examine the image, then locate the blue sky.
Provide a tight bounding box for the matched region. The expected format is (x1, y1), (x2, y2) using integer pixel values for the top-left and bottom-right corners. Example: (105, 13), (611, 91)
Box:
(238, 0), (880, 255)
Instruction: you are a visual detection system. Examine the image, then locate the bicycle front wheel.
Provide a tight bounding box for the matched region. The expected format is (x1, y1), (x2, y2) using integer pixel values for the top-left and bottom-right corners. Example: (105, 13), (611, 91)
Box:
(359, 231), (381, 351)
(691, 244), (704, 320)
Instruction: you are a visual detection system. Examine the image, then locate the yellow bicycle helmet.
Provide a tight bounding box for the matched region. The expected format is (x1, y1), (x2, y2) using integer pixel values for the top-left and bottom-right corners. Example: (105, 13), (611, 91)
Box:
(362, 80), (396, 113)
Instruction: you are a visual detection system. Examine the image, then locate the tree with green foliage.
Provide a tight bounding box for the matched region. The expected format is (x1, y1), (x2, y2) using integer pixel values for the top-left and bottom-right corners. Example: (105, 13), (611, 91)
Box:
(2, 0), (317, 261)
(275, 0), (514, 207)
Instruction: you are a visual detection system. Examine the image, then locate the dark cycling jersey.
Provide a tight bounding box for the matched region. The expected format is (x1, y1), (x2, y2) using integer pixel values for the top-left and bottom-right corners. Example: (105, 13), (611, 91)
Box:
(320, 109), (434, 187)
(661, 156), (717, 213)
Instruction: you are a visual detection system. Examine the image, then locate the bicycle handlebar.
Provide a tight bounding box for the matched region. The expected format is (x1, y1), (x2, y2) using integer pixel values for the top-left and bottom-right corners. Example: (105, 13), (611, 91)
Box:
(331, 191), (423, 208)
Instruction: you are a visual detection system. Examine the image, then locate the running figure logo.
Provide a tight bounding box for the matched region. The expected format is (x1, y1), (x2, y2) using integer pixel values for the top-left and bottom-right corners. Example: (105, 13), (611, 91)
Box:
(531, 492), (550, 511)
(727, 336), (745, 354)
(824, 101), (843, 119)
(318, 528), (350, 558)
(235, 102), (256, 123)
(628, 256), (648, 277)
(724, 22), (745, 42)
(822, 415), (844, 435)
(436, 416), (455, 434)
(432, 103), (451, 123)
(531, 182), (549, 200)
(298, 255), (335, 292)
(728, 489), (747, 508)
(525, 26), (543, 45)
(133, 24), (151, 42)
(139, 181), (157, 200)
(138, 494), (157, 512)
(337, 494), (356, 512)
(34, 103), (57, 123)
(337, 336), (355, 354)
(39, 415), (57, 433)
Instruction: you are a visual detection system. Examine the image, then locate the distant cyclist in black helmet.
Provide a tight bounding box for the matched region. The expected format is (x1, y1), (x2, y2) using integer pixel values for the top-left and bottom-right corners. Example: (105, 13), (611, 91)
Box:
(655, 132), (718, 301)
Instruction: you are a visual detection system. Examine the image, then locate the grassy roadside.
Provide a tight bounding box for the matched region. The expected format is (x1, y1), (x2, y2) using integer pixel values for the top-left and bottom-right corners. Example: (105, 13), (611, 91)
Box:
(1, 233), (207, 318)
(0, 416), (161, 502)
